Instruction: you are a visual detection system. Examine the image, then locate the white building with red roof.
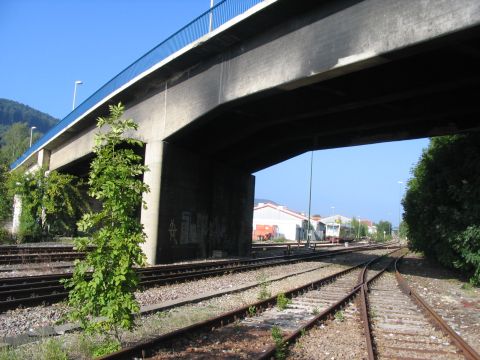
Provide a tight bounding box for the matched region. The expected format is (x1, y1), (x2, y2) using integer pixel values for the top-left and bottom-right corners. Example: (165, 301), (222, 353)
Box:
(253, 202), (308, 241)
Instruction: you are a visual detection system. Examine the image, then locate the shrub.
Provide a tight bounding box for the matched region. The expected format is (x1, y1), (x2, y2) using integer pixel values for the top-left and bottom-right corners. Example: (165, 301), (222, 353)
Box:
(403, 134), (480, 284)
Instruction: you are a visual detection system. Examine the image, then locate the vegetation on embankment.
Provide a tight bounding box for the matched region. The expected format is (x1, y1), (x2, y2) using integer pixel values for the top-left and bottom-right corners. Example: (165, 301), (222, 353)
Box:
(403, 133), (480, 285)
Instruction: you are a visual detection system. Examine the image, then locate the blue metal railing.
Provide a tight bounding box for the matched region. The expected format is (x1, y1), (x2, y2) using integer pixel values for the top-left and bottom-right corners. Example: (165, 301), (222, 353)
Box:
(11, 0), (263, 170)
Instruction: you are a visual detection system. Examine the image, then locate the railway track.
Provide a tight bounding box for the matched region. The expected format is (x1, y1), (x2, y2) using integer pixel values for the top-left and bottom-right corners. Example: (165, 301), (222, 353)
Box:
(0, 252), (85, 265)
(0, 241), (341, 265)
(0, 245), (82, 255)
(96, 248), (398, 359)
(0, 240), (346, 265)
(96, 249), (480, 360)
(360, 256), (480, 360)
(0, 243), (392, 312)
(0, 245), (91, 265)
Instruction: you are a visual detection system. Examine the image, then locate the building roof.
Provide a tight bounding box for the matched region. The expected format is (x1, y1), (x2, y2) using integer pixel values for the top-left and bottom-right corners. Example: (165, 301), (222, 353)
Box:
(254, 202), (307, 221)
(319, 215), (352, 224)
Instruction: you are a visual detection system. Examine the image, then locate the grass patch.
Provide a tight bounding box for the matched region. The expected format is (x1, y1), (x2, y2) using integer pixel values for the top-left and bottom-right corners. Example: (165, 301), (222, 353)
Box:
(276, 293), (291, 311)
(271, 326), (286, 360)
(257, 273), (272, 300)
(334, 310), (345, 322)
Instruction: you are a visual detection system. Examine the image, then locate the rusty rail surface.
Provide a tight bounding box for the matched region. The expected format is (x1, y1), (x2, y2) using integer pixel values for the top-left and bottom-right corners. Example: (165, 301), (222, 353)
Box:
(357, 249), (407, 360)
(395, 257), (480, 360)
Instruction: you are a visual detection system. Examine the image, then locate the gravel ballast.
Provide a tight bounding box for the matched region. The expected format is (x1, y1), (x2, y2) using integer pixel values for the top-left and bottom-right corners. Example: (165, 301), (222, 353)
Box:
(399, 253), (480, 355)
(0, 249), (386, 340)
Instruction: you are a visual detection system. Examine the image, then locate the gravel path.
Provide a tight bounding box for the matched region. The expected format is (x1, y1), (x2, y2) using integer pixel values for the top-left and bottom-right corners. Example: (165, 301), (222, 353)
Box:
(400, 253), (480, 355)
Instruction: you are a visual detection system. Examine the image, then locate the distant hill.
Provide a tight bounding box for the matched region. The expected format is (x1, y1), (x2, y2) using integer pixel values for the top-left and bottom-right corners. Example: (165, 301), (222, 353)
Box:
(254, 198), (278, 206)
(0, 98), (58, 133)
(0, 99), (58, 165)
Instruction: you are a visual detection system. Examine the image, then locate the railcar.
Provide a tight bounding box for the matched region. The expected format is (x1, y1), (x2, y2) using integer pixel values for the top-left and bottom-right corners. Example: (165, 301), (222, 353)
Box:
(325, 223), (355, 243)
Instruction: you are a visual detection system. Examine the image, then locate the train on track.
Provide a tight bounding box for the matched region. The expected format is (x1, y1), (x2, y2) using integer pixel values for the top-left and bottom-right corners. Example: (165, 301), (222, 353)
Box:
(325, 222), (355, 243)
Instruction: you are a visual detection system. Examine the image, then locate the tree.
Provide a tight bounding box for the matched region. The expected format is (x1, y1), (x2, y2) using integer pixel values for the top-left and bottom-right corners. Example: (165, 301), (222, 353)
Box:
(0, 122), (39, 164)
(64, 103), (149, 342)
(0, 165), (11, 221)
(399, 220), (408, 239)
(375, 220), (392, 242)
(351, 217), (368, 239)
(0, 165), (13, 244)
(403, 134), (480, 285)
(14, 168), (85, 241)
(43, 171), (89, 236)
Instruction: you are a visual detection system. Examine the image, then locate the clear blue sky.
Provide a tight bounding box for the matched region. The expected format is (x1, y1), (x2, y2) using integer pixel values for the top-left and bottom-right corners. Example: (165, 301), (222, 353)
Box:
(0, 0), (429, 226)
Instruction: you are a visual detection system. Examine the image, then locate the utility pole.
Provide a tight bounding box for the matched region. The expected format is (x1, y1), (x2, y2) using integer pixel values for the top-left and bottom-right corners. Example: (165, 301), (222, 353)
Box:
(209, 0), (214, 32)
(306, 151), (313, 249)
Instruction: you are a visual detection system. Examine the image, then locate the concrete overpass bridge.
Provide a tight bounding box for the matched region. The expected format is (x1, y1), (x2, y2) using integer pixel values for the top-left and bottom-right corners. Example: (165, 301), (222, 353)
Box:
(12, 0), (480, 263)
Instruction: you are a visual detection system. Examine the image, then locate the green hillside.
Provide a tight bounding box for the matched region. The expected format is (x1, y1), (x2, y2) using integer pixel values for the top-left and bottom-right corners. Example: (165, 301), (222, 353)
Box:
(0, 98), (58, 132)
(0, 99), (58, 165)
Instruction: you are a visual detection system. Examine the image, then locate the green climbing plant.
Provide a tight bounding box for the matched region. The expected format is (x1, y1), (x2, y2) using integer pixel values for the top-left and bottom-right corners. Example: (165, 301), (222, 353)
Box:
(63, 103), (149, 340)
(13, 168), (85, 241)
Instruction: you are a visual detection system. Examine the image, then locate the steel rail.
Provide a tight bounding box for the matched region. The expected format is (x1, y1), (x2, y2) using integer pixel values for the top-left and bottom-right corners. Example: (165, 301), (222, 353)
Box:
(0, 245), (80, 255)
(99, 249), (400, 359)
(0, 244), (392, 312)
(356, 249), (408, 360)
(0, 252), (85, 265)
(98, 258), (371, 360)
(257, 248), (404, 360)
(395, 257), (480, 360)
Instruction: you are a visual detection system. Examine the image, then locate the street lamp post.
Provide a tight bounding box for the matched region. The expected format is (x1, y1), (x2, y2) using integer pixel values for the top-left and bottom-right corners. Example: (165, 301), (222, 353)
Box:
(357, 217), (361, 240)
(306, 151), (313, 248)
(209, 0), (214, 32)
(72, 80), (83, 110)
(29, 126), (37, 147)
(397, 181), (404, 235)
(330, 206), (335, 216)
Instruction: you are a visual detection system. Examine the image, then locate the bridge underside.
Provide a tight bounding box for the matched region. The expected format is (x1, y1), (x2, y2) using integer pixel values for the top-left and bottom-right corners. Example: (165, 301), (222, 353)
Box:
(167, 29), (480, 172)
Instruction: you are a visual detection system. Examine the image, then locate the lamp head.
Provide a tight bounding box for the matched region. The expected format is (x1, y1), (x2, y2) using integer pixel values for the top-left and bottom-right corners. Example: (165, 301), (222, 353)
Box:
(75, 80), (83, 85)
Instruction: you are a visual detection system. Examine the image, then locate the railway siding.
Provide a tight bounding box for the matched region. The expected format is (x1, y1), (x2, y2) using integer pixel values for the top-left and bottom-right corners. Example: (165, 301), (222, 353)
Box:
(369, 272), (464, 360)
(399, 253), (480, 355)
(0, 249), (388, 343)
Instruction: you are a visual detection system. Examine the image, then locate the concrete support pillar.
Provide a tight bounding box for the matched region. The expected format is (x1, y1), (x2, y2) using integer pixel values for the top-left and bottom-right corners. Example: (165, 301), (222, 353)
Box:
(11, 195), (21, 235)
(140, 141), (164, 265)
(155, 142), (255, 263)
(37, 149), (51, 169)
(139, 141), (254, 264)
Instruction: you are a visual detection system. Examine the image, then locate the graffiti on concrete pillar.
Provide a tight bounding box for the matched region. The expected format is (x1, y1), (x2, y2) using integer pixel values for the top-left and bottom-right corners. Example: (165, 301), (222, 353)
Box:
(180, 211), (190, 244)
(168, 219), (178, 245)
(180, 211), (199, 244)
(209, 216), (227, 248)
(197, 213), (209, 241)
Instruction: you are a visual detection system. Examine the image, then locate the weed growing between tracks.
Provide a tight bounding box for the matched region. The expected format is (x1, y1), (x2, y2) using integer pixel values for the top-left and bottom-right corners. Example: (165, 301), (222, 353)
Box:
(334, 310), (345, 322)
(276, 292), (291, 310)
(257, 272), (272, 300)
(0, 338), (68, 360)
(271, 325), (286, 360)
